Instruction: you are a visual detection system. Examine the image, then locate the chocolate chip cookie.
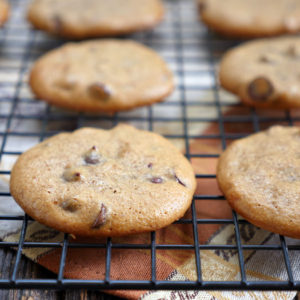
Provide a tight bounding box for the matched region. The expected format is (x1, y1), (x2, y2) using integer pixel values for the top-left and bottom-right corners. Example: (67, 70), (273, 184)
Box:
(0, 0), (9, 27)
(219, 37), (300, 109)
(10, 124), (196, 237)
(27, 0), (164, 39)
(217, 126), (300, 239)
(198, 0), (300, 38)
(29, 39), (174, 112)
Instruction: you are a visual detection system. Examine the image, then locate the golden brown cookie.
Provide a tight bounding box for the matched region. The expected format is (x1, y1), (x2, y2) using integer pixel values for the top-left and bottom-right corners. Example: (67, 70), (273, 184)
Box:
(29, 39), (174, 113)
(10, 124), (196, 237)
(27, 0), (164, 39)
(217, 126), (300, 239)
(219, 37), (300, 109)
(0, 0), (9, 27)
(198, 0), (300, 38)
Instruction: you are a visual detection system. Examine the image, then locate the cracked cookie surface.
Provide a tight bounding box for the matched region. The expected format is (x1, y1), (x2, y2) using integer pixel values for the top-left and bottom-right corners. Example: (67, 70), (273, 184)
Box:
(29, 39), (174, 113)
(217, 126), (300, 239)
(27, 0), (164, 38)
(10, 124), (196, 237)
(219, 37), (300, 109)
(198, 0), (300, 38)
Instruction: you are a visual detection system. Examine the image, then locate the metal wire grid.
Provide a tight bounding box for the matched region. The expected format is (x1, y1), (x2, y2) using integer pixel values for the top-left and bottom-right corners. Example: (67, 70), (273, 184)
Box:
(0, 0), (300, 291)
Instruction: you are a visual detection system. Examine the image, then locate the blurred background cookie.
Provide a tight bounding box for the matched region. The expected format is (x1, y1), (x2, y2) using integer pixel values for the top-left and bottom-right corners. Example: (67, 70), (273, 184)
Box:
(29, 39), (174, 113)
(27, 0), (164, 39)
(198, 0), (300, 38)
(219, 37), (300, 109)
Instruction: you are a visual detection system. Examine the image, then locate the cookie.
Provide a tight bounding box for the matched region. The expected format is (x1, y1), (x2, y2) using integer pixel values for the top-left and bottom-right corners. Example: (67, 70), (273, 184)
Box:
(29, 39), (174, 113)
(27, 0), (164, 39)
(217, 126), (300, 239)
(0, 0), (9, 27)
(10, 124), (196, 237)
(198, 0), (300, 38)
(219, 37), (300, 109)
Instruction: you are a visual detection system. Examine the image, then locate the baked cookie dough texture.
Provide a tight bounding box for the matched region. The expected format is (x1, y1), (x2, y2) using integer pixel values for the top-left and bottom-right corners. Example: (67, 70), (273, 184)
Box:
(10, 125), (196, 237)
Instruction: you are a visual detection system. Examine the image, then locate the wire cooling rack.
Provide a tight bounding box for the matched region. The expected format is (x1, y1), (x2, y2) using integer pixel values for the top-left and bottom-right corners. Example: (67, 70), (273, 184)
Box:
(1, 0), (300, 293)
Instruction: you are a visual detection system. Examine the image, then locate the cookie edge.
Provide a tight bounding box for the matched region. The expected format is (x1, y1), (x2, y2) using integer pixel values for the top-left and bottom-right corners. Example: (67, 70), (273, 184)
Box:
(216, 126), (300, 239)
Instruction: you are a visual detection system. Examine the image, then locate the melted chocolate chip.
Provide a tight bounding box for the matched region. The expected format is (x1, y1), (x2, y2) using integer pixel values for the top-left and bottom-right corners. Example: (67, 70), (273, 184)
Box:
(89, 83), (111, 101)
(258, 55), (271, 64)
(151, 177), (163, 184)
(60, 198), (80, 212)
(147, 163), (153, 168)
(92, 204), (107, 229)
(175, 174), (186, 187)
(247, 77), (274, 102)
(286, 45), (297, 57)
(52, 14), (63, 33)
(198, 1), (206, 13)
(56, 80), (75, 91)
(84, 146), (100, 165)
(85, 156), (99, 164)
(63, 169), (82, 182)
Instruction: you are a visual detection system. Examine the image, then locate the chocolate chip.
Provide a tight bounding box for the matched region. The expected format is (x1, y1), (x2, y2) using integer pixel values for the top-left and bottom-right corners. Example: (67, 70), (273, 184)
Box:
(198, 1), (206, 13)
(89, 83), (111, 101)
(60, 198), (80, 212)
(84, 146), (100, 165)
(247, 77), (274, 102)
(55, 80), (75, 91)
(286, 45), (297, 57)
(92, 204), (107, 229)
(63, 169), (82, 182)
(52, 14), (63, 33)
(147, 163), (153, 168)
(174, 174), (186, 187)
(85, 156), (99, 164)
(258, 55), (271, 64)
(151, 177), (163, 184)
